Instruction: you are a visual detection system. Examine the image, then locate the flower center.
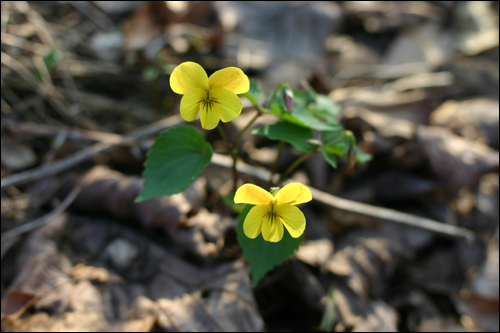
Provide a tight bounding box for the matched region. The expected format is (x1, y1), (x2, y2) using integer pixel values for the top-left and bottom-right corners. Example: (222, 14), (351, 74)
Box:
(199, 90), (219, 113)
(267, 200), (279, 225)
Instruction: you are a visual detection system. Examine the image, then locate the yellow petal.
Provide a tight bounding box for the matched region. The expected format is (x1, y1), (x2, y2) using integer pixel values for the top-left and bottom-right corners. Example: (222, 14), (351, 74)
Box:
(275, 204), (306, 238)
(274, 182), (312, 205)
(199, 98), (221, 130)
(170, 62), (209, 94)
(180, 88), (205, 121)
(209, 88), (242, 123)
(234, 184), (273, 205)
(208, 67), (250, 94)
(243, 205), (267, 239)
(262, 213), (284, 242)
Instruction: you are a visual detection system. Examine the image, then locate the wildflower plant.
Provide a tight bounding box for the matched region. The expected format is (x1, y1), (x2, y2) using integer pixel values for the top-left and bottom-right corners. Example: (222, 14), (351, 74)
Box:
(136, 61), (371, 286)
(170, 62), (250, 130)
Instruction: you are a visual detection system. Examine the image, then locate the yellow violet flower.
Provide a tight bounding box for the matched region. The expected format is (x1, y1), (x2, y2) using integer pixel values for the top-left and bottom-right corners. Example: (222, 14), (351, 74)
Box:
(234, 183), (312, 242)
(170, 61), (250, 130)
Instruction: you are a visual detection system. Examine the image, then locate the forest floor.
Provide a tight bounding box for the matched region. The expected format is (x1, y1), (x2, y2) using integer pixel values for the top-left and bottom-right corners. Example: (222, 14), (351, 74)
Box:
(1, 1), (499, 331)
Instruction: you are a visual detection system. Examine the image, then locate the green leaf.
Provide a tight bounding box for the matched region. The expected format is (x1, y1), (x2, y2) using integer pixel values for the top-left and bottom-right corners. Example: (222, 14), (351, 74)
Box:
(250, 121), (315, 152)
(309, 94), (342, 125)
(136, 126), (212, 202)
(322, 150), (338, 168)
(353, 144), (372, 163)
(242, 78), (264, 106)
(270, 87), (341, 131)
(237, 205), (303, 287)
(319, 285), (337, 332)
(43, 45), (64, 72)
(142, 66), (160, 81)
(222, 192), (246, 213)
(321, 130), (352, 156)
(34, 44), (64, 80)
(321, 130), (372, 167)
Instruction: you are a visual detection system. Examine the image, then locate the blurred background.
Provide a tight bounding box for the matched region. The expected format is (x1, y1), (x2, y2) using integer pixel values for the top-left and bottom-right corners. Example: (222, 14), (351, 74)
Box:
(1, 1), (499, 332)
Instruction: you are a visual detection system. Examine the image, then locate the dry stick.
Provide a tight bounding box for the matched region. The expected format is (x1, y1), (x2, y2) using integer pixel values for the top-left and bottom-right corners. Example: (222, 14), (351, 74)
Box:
(210, 153), (476, 241)
(4, 119), (136, 146)
(1, 52), (73, 124)
(1, 184), (81, 243)
(1, 115), (184, 190)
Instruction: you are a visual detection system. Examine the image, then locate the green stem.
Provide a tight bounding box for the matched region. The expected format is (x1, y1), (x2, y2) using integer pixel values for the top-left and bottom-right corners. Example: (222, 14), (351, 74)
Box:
(233, 108), (262, 150)
(277, 149), (317, 185)
(231, 108), (263, 191)
(266, 83), (285, 108)
(267, 140), (285, 189)
(217, 124), (230, 153)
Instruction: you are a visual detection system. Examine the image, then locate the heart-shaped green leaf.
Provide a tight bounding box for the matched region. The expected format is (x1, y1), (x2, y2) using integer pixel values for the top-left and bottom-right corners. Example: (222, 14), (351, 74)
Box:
(237, 205), (303, 287)
(136, 125), (212, 202)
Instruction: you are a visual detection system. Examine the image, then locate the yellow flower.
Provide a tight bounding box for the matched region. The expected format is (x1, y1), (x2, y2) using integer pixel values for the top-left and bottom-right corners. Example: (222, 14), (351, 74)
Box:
(234, 183), (312, 242)
(170, 61), (250, 130)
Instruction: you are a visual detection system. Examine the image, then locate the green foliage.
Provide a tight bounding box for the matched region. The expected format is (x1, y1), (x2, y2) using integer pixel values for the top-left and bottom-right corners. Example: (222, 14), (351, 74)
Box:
(236, 205), (303, 287)
(262, 85), (371, 169)
(251, 121), (315, 152)
(309, 94), (342, 125)
(269, 86), (342, 131)
(322, 151), (338, 168)
(353, 144), (372, 163)
(242, 78), (264, 106)
(322, 130), (352, 156)
(222, 192), (246, 213)
(321, 130), (372, 166)
(136, 126), (212, 202)
(142, 66), (161, 81)
(44, 45), (64, 72)
(34, 44), (64, 79)
(319, 285), (337, 332)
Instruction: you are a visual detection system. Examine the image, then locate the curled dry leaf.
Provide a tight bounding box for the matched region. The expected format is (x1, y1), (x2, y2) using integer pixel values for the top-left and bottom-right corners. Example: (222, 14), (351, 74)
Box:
(455, 238), (499, 331)
(70, 165), (229, 258)
(5, 212), (263, 331)
(319, 222), (435, 330)
(417, 126), (499, 189)
(430, 98), (499, 149)
(1, 290), (39, 321)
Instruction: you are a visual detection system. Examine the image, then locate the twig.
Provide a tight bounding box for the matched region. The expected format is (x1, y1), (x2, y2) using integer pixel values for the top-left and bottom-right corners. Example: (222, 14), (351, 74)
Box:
(68, 1), (114, 31)
(210, 153), (476, 241)
(1, 184), (81, 243)
(4, 119), (134, 145)
(42, 131), (69, 164)
(11, 1), (55, 46)
(309, 187), (475, 241)
(1, 52), (74, 124)
(1, 115), (184, 189)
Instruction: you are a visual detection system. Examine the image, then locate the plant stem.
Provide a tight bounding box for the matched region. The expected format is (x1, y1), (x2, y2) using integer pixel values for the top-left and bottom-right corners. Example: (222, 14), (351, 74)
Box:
(233, 108), (262, 150)
(277, 149), (317, 185)
(231, 108), (263, 191)
(267, 140), (285, 189)
(217, 124), (230, 153)
(266, 83), (284, 107)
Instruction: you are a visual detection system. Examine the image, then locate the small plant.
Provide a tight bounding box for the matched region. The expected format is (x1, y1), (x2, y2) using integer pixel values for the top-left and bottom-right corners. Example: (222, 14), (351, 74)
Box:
(136, 62), (371, 286)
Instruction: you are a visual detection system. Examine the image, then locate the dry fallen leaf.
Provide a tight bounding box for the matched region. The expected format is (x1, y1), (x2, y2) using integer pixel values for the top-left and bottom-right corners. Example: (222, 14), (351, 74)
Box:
(417, 126), (499, 189)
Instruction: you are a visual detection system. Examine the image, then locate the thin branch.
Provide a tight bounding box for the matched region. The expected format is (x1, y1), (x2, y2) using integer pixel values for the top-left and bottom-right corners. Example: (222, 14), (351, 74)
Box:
(1, 184), (81, 243)
(210, 153), (476, 241)
(1, 115), (183, 189)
